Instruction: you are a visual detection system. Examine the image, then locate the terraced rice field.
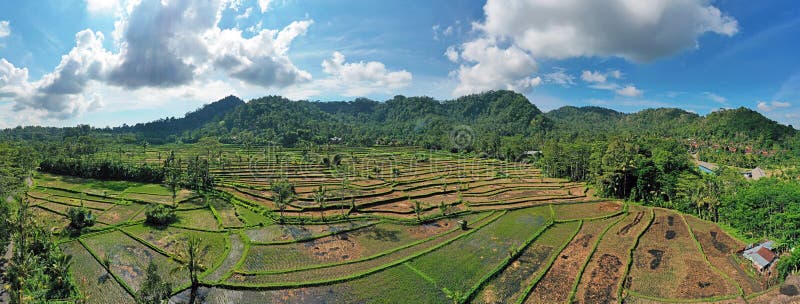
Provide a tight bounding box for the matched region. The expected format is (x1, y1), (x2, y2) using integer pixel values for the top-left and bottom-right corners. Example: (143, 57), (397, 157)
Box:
(30, 146), (768, 303)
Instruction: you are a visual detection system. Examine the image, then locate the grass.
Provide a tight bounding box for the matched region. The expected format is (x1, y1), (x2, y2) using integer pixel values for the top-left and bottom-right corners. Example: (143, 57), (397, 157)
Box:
(239, 217), (467, 273)
(96, 203), (145, 225)
(473, 221), (579, 304)
(81, 230), (188, 292)
(209, 196), (246, 228)
(122, 224), (229, 269)
(174, 209), (222, 231)
(60, 241), (135, 304)
(406, 206), (551, 299)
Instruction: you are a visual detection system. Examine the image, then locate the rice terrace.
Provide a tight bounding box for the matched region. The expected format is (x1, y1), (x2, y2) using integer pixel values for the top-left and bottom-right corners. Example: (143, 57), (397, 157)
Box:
(14, 144), (783, 303)
(3, 0), (800, 303)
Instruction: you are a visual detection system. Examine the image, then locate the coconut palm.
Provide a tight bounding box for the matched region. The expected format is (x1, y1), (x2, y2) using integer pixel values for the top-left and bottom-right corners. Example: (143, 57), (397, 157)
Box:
(171, 236), (206, 304)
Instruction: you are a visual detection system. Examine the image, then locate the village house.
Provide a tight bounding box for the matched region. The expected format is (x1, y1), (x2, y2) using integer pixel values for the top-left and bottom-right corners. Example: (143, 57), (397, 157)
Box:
(743, 241), (777, 272)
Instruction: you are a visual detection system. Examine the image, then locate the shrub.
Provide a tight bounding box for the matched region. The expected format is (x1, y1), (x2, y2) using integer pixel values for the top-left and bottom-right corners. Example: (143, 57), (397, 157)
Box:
(66, 207), (96, 230)
(145, 204), (177, 226)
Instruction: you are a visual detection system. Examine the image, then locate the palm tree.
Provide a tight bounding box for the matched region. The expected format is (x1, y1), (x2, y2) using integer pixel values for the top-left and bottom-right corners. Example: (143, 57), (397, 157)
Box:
(172, 236), (206, 304)
(312, 186), (327, 221)
(413, 200), (423, 223)
(271, 179), (296, 223)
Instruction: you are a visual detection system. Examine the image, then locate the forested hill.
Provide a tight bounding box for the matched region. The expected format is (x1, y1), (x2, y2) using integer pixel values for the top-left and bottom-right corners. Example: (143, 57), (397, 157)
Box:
(113, 95), (245, 143)
(0, 90), (796, 155)
(544, 105), (794, 144)
(191, 90), (549, 151)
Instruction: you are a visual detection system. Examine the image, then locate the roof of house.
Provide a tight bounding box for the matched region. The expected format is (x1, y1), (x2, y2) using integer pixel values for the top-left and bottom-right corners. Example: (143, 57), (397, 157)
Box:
(743, 242), (777, 268)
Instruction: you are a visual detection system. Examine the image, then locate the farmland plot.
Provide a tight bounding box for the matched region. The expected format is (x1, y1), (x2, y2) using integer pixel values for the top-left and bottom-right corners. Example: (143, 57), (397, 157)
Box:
(574, 205), (653, 303)
(525, 215), (621, 304)
(475, 221), (580, 304)
(627, 209), (739, 300)
(407, 206), (551, 300)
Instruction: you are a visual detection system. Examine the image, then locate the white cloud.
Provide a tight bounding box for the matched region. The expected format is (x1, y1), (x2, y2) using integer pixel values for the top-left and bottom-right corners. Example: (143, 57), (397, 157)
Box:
(0, 0), (314, 120)
(581, 70), (607, 83)
(478, 0), (738, 62)
(616, 85), (643, 97)
(317, 51), (412, 97)
(543, 68), (575, 87)
(450, 38), (540, 96)
(258, 0), (271, 13)
(3, 30), (114, 118)
(703, 92), (727, 103)
(0, 59), (31, 98)
(581, 70), (626, 91)
(0, 20), (10, 38)
(205, 20), (314, 87)
(447, 0), (737, 95)
(444, 46), (459, 62)
(85, 0), (121, 14)
(757, 100), (791, 112)
(580, 70), (621, 84)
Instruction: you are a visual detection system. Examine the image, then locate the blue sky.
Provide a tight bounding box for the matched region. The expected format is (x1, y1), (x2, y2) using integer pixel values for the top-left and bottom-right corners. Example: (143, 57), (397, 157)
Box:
(1, 0), (799, 128)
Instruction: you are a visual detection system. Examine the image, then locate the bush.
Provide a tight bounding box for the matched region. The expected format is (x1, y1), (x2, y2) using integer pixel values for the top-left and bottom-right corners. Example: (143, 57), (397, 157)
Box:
(145, 204), (177, 226)
(66, 207), (96, 230)
(777, 249), (800, 279)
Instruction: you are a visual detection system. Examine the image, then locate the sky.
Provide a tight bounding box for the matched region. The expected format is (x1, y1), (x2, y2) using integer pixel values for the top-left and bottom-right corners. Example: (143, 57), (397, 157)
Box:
(1, 0), (800, 128)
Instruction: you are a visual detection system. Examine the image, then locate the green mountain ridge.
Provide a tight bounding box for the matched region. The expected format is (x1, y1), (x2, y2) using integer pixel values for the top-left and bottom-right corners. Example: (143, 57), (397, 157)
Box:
(1, 90), (795, 154)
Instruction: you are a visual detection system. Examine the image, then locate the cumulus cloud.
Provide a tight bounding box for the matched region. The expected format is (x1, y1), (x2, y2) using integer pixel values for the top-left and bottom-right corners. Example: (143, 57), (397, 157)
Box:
(448, 0), (737, 95)
(451, 38), (540, 96)
(3, 30), (113, 118)
(107, 0), (221, 89)
(205, 20), (313, 87)
(757, 101), (791, 112)
(0, 20), (10, 38)
(478, 0), (738, 62)
(315, 52), (413, 97)
(616, 85), (643, 97)
(543, 68), (575, 87)
(283, 52), (412, 99)
(1, 0), (314, 120)
(0, 59), (31, 98)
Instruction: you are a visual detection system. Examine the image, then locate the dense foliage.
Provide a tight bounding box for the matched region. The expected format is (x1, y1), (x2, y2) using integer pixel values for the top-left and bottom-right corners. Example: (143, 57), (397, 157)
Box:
(39, 157), (164, 183)
(145, 204), (178, 226)
(66, 206), (96, 231)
